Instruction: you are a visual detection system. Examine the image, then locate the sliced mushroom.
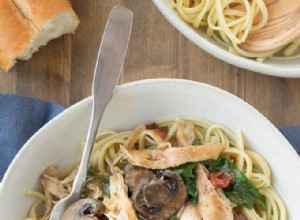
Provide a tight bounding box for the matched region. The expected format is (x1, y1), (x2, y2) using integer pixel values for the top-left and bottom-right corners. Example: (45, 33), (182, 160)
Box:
(125, 166), (156, 193)
(61, 198), (106, 220)
(132, 170), (187, 220)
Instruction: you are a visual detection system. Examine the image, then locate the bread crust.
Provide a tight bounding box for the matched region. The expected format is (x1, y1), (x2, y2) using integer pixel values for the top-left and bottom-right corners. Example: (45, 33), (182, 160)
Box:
(13, 0), (79, 29)
(0, 0), (79, 71)
(0, 0), (35, 71)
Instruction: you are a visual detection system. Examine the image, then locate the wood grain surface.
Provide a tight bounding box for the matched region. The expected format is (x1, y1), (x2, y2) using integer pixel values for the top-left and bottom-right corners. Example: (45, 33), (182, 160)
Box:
(0, 0), (300, 127)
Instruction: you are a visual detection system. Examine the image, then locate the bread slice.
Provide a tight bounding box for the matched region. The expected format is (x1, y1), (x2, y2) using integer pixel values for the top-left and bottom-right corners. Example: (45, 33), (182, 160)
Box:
(0, 0), (36, 71)
(13, 0), (80, 59)
(0, 0), (79, 71)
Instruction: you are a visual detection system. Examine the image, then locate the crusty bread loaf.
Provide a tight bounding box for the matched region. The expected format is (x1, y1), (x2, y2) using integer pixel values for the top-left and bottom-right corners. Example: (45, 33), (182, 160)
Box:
(0, 0), (79, 71)
(0, 0), (36, 71)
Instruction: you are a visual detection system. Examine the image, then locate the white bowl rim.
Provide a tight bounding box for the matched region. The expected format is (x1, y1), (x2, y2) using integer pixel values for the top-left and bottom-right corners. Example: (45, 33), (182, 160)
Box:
(152, 0), (300, 78)
(1, 78), (300, 190)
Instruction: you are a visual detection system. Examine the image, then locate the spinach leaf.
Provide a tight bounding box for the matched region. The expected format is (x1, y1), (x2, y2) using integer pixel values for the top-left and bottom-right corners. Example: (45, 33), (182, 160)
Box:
(173, 162), (198, 178)
(184, 178), (198, 204)
(204, 157), (266, 210)
(172, 162), (199, 204)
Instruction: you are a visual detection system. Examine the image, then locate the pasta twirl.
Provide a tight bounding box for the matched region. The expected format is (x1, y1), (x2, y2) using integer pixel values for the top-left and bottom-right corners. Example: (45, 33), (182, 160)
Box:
(25, 117), (287, 220)
(171, 0), (300, 61)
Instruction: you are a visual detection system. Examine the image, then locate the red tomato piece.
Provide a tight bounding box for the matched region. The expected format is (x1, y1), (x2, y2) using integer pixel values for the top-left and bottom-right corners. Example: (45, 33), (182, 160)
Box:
(208, 171), (233, 188)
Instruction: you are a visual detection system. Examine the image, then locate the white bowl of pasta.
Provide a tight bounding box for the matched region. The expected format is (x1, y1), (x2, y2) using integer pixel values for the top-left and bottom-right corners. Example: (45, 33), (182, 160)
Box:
(152, 0), (300, 78)
(0, 79), (299, 220)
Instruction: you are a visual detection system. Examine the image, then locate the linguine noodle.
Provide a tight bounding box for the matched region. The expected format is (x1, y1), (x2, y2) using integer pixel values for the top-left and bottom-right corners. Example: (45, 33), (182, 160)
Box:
(170, 0), (300, 61)
(25, 117), (287, 220)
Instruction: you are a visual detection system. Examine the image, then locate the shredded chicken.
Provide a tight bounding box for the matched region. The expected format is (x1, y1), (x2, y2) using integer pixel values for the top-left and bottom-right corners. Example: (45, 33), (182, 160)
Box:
(176, 122), (195, 147)
(39, 165), (75, 220)
(104, 173), (138, 220)
(123, 125), (146, 149)
(59, 168), (78, 192)
(195, 164), (233, 220)
(121, 144), (225, 169)
(41, 191), (55, 220)
(179, 203), (202, 220)
(40, 166), (73, 199)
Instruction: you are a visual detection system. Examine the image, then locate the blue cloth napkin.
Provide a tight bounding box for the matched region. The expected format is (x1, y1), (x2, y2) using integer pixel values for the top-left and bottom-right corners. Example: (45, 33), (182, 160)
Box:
(279, 126), (300, 152)
(0, 94), (299, 180)
(0, 94), (64, 180)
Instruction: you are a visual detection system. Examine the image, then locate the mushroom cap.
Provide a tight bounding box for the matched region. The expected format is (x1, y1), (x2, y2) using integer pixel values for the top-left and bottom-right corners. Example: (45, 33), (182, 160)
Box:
(143, 180), (172, 207)
(132, 170), (187, 220)
(125, 166), (156, 193)
(61, 198), (105, 220)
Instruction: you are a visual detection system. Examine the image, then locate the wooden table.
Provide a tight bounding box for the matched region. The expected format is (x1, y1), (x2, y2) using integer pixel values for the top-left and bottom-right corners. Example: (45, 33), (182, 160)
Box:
(0, 0), (300, 127)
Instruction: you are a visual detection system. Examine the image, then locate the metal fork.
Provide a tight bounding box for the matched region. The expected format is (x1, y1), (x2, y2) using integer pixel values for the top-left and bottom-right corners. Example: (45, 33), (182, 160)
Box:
(49, 6), (133, 220)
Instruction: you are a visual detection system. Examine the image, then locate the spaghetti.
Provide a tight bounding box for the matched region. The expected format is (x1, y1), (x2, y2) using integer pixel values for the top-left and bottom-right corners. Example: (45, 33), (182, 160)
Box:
(170, 0), (300, 61)
(25, 117), (287, 220)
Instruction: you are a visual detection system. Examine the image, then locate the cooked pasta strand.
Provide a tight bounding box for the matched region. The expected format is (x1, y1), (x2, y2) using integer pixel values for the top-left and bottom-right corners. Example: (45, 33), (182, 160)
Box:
(171, 0), (300, 60)
(25, 118), (287, 220)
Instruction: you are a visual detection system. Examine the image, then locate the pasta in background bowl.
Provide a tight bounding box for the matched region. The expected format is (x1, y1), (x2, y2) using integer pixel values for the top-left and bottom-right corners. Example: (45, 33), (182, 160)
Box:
(0, 79), (299, 219)
(152, 0), (300, 78)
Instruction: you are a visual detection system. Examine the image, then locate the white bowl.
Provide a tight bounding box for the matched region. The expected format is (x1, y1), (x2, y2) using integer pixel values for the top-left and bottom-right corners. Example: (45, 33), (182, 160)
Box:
(152, 0), (300, 78)
(0, 79), (300, 219)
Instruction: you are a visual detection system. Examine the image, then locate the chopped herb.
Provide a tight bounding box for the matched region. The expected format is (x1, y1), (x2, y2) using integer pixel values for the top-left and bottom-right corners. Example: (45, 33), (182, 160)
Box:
(83, 165), (110, 197)
(172, 162), (199, 204)
(204, 157), (266, 210)
(99, 176), (110, 196)
(81, 186), (90, 198)
(86, 165), (95, 179)
(170, 216), (179, 220)
(192, 139), (201, 145)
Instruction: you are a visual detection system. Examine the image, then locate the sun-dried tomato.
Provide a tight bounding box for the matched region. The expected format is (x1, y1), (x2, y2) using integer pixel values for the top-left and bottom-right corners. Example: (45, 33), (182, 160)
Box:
(208, 171), (233, 188)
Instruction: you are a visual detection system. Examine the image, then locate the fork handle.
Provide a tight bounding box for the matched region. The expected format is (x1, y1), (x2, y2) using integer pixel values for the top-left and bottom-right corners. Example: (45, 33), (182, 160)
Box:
(71, 6), (133, 200)
(49, 7), (133, 219)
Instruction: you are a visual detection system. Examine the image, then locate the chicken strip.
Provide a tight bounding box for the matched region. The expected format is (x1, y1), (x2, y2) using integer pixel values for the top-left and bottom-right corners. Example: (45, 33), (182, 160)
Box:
(196, 164), (233, 220)
(104, 173), (138, 220)
(176, 122), (195, 147)
(179, 203), (202, 220)
(121, 144), (225, 169)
